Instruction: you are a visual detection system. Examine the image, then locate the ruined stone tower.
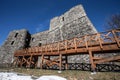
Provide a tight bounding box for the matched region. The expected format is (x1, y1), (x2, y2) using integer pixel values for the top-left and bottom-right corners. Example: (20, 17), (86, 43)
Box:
(0, 4), (97, 66)
(0, 29), (30, 67)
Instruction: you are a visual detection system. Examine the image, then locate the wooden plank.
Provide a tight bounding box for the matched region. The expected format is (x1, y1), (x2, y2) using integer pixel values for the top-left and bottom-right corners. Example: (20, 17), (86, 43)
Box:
(74, 38), (77, 51)
(59, 54), (62, 71)
(97, 33), (103, 49)
(93, 57), (102, 60)
(112, 30), (120, 47)
(94, 55), (120, 64)
(85, 36), (88, 50)
(40, 54), (44, 69)
(89, 51), (96, 71)
(65, 55), (68, 70)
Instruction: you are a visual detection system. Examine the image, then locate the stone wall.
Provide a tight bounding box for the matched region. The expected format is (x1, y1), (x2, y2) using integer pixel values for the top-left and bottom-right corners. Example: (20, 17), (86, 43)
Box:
(0, 29), (30, 67)
(30, 30), (49, 47)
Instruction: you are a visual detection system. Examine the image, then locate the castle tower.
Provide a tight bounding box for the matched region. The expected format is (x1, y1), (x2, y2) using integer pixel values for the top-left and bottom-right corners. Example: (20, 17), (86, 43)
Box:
(47, 5), (97, 43)
(0, 29), (31, 67)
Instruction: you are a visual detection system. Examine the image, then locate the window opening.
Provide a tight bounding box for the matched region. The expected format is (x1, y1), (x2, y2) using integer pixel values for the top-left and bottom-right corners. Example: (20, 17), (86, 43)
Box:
(31, 38), (35, 42)
(11, 41), (14, 45)
(15, 33), (18, 37)
(39, 43), (42, 46)
(62, 17), (64, 21)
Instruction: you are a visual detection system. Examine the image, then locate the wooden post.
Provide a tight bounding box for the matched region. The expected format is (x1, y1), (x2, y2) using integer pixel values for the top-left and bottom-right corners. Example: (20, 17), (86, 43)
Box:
(65, 55), (68, 70)
(13, 57), (18, 67)
(40, 54), (44, 69)
(58, 42), (60, 53)
(74, 38), (77, 51)
(20, 57), (23, 68)
(85, 36), (88, 50)
(59, 54), (62, 71)
(48, 56), (50, 60)
(97, 33), (103, 49)
(65, 40), (67, 53)
(89, 51), (96, 71)
(112, 30), (120, 47)
(37, 56), (41, 68)
(27, 55), (32, 68)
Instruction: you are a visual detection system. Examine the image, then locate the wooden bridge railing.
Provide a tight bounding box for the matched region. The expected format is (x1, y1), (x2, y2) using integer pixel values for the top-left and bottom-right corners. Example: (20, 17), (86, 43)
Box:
(14, 29), (120, 56)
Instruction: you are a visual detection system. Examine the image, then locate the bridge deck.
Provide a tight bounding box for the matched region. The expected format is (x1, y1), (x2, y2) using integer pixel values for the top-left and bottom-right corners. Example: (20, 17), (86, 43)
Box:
(13, 29), (120, 71)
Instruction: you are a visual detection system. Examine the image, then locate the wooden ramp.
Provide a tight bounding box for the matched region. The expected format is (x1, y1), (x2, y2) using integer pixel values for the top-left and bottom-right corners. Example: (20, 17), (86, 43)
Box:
(13, 29), (120, 71)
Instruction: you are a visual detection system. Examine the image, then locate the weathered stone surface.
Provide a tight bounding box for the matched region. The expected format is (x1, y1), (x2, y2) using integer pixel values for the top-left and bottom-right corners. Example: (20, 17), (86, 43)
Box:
(30, 30), (49, 47)
(0, 29), (30, 67)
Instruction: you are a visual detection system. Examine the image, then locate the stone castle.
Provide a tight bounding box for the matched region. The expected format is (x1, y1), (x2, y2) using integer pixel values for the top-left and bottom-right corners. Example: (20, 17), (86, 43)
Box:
(0, 5), (97, 67)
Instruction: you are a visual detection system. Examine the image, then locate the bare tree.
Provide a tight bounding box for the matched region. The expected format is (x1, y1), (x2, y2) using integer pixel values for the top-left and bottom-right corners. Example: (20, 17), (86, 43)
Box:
(106, 14), (120, 30)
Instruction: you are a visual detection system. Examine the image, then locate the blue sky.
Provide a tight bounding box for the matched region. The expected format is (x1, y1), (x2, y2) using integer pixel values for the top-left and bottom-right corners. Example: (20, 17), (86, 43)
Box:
(0, 0), (120, 45)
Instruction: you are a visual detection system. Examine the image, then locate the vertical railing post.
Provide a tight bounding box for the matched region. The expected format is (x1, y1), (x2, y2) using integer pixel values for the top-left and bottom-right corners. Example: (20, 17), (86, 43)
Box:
(45, 45), (47, 53)
(65, 40), (67, 53)
(51, 44), (53, 53)
(58, 42), (60, 53)
(26, 48), (28, 54)
(89, 50), (96, 71)
(74, 38), (77, 52)
(40, 54), (44, 69)
(97, 33), (103, 49)
(65, 55), (68, 70)
(85, 35), (88, 50)
(40, 46), (43, 54)
(112, 30), (120, 47)
(59, 53), (62, 71)
(29, 54), (33, 67)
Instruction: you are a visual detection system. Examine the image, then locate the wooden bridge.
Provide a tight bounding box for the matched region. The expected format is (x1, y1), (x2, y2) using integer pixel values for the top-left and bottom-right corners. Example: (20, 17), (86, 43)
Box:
(13, 29), (120, 71)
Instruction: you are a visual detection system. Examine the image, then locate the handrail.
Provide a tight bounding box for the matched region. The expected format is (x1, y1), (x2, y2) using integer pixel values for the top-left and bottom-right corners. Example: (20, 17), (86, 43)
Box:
(14, 29), (120, 56)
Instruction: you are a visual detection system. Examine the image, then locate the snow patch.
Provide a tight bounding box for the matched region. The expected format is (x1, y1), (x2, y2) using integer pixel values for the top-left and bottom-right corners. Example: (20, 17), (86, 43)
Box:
(0, 72), (67, 80)
(37, 75), (67, 80)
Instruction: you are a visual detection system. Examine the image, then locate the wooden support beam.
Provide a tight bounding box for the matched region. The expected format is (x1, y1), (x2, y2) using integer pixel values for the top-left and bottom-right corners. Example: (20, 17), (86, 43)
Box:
(97, 33), (103, 50)
(93, 57), (102, 60)
(59, 54), (62, 71)
(48, 56), (50, 60)
(58, 42), (60, 53)
(112, 30), (120, 47)
(89, 51), (96, 71)
(43, 57), (60, 67)
(94, 55), (120, 64)
(65, 40), (67, 53)
(20, 57), (23, 68)
(40, 54), (44, 69)
(85, 36), (88, 50)
(12, 57), (19, 67)
(65, 55), (68, 70)
(74, 38), (77, 51)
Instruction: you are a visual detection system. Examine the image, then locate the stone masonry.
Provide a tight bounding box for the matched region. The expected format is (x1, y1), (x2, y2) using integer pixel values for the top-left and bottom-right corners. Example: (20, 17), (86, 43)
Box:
(0, 29), (31, 67)
(0, 4), (97, 67)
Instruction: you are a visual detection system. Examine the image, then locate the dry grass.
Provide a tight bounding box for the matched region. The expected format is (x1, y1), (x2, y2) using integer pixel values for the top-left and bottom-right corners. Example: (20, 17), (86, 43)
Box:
(0, 68), (120, 80)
